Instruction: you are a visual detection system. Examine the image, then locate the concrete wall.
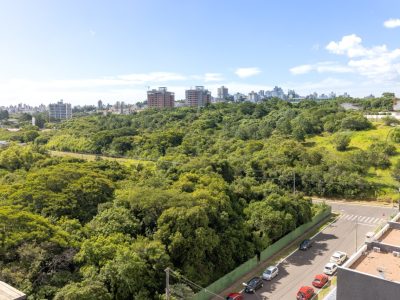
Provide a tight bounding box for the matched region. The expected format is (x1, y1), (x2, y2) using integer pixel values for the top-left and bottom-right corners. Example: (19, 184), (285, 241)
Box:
(342, 244), (367, 268)
(389, 221), (400, 230)
(337, 267), (400, 300)
(367, 241), (400, 253)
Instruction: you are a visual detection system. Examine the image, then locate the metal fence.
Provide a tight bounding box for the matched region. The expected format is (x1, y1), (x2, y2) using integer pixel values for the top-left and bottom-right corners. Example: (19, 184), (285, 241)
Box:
(193, 207), (332, 300)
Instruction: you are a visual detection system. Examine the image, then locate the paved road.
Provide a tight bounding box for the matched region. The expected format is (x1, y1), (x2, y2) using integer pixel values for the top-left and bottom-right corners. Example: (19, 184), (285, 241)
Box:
(244, 202), (397, 300)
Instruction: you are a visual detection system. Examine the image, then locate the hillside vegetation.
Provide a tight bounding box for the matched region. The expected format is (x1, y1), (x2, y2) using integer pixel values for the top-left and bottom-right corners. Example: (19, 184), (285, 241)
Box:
(0, 97), (399, 299)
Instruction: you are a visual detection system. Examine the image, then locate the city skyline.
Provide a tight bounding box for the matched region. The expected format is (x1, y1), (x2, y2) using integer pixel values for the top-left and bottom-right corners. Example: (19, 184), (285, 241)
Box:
(0, 0), (400, 106)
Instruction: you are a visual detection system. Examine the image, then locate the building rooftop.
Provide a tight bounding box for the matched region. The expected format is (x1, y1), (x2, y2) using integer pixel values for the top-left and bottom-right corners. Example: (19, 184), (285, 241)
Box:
(350, 251), (400, 282)
(0, 281), (26, 300)
(378, 228), (400, 246)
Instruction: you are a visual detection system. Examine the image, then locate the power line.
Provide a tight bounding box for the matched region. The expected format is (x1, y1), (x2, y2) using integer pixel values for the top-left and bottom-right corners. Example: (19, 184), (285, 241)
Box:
(168, 268), (225, 299)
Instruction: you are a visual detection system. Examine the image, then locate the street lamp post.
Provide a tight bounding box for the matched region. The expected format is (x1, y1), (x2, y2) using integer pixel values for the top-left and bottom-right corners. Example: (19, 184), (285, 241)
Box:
(355, 217), (358, 252)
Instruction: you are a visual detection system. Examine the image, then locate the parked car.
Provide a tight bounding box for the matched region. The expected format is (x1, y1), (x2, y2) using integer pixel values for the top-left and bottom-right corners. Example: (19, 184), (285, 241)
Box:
(243, 276), (263, 293)
(299, 239), (312, 250)
(262, 265), (279, 280)
(226, 292), (243, 300)
(330, 251), (347, 265)
(296, 286), (315, 300)
(323, 262), (338, 275)
(312, 273), (329, 288)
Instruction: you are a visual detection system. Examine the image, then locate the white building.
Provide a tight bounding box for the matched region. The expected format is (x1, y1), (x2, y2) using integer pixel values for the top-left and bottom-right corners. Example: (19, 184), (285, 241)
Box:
(217, 86), (229, 100)
(248, 91), (260, 102)
(48, 100), (72, 120)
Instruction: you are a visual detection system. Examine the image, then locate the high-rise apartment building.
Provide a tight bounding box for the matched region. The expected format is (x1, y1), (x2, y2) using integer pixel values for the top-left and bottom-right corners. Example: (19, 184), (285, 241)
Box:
(48, 100), (72, 120)
(185, 86), (211, 107)
(217, 86), (229, 100)
(248, 91), (260, 103)
(147, 87), (175, 108)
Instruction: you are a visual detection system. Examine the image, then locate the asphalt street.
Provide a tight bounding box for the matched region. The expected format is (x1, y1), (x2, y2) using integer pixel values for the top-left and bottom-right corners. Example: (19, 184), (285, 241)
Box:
(243, 202), (398, 300)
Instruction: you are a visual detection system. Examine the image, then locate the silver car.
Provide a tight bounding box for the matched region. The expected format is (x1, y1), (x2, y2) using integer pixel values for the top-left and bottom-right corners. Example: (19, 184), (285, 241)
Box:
(262, 266), (279, 280)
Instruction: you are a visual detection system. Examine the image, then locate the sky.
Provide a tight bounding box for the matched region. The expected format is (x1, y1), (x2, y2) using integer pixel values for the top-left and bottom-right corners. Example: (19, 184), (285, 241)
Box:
(1, 0), (400, 106)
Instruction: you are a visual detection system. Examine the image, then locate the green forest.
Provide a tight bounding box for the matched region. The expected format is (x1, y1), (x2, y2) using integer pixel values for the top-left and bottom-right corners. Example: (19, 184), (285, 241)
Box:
(1, 96), (399, 299)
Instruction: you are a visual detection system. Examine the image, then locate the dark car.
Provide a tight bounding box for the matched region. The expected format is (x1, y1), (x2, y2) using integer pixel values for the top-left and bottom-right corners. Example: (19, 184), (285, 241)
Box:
(243, 276), (263, 293)
(299, 239), (312, 251)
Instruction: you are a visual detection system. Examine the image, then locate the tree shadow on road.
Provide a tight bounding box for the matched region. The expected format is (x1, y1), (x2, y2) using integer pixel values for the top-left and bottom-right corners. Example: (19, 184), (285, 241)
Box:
(253, 232), (338, 296)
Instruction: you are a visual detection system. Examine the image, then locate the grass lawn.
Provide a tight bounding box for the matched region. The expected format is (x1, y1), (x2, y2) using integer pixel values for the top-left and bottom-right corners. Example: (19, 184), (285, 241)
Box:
(49, 150), (156, 168)
(307, 122), (400, 202)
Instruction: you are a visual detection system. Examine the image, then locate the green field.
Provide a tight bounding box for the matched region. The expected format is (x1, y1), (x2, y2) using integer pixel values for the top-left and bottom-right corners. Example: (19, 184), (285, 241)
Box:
(307, 122), (400, 202)
(49, 150), (156, 168)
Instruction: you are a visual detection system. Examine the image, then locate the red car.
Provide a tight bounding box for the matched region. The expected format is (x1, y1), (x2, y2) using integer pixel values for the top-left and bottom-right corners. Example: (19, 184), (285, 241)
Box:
(296, 286), (315, 300)
(226, 293), (243, 300)
(312, 273), (329, 288)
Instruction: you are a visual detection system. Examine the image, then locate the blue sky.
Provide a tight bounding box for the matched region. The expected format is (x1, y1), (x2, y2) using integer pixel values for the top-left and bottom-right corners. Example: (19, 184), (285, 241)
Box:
(1, 0), (400, 105)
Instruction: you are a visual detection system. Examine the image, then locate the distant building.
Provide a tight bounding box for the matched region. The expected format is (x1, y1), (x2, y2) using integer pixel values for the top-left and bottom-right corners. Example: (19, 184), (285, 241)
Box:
(248, 91), (260, 102)
(147, 87), (175, 108)
(185, 86), (211, 107)
(287, 89), (299, 99)
(265, 86), (286, 99)
(217, 86), (229, 100)
(97, 100), (103, 110)
(48, 100), (72, 120)
(233, 92), (246, 102)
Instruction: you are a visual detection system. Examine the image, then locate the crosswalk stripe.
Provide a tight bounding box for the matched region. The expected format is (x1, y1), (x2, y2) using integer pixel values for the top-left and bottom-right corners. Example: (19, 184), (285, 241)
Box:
(343, 214), (350, 220)
(364, 217), (372, 223)
(359, 216), (366, 222)
(350, 215), (358, 221)
(372, 218), (379, 224)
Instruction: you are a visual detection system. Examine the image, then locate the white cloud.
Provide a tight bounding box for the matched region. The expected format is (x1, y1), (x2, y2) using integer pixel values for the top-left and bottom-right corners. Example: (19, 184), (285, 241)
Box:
(326, 34), (400, 82)
(292, 34), (400, 83)
(290, 62), (352, 75)
(290, 64), (313, 75)
(234, 67), (261, 78)
(204, 73), (224, 82)
(118, 72), (187, 83)
(326, 34), (367, 57)
(384, 18), (400, 28)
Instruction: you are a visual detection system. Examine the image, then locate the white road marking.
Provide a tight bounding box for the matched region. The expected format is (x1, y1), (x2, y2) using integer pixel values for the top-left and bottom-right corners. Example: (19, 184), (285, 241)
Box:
(347, 214), (354, 220)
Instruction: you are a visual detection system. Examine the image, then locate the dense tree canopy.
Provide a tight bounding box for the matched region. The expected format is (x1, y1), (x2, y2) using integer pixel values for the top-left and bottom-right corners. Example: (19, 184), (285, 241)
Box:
(0, 98), (384, 298)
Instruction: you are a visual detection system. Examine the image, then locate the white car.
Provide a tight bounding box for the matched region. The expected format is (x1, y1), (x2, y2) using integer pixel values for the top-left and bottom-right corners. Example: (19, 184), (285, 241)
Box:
(330, 251), (347, 265)
(262, 266), (279, 280)
(323, 262), (338, 275)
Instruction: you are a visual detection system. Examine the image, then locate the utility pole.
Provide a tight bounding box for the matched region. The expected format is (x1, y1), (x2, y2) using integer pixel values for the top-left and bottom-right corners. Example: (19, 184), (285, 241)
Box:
(293, 171), (296, 195)
(355, 218), (358, 252)
(165, 267), (170, 300)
